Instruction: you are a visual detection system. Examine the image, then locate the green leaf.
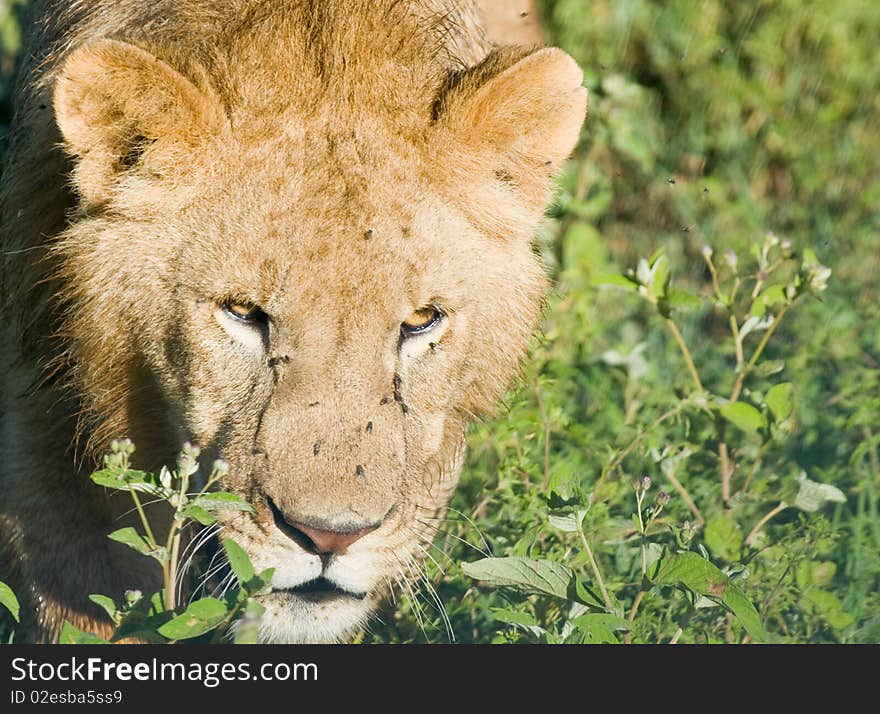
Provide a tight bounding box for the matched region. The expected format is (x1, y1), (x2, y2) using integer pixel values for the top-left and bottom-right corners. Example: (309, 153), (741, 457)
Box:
(90, 468), (160, 495)
(739, 315), (774, 340)
(108, 528), (166, 561)
(157, 597), (229, 640)
(491, 609), (540, 629)
(547, 483), (589, 511)
(110, 592), (172, 644)
(181, 505), (216, 526)
(720, 401), (766, 434)
(812, 563), (836, 587)
(0, 581), (20, 622)
(90, 469), (127, 489)
(548, 509), (588, 533)
(564, 190), (613, 222)
(569, 579), (605, 609)
(634, 253), (670, 305)
(571, 613), (631, 633)
(765, 383), (794, 423)
(159, 466), (174, 492)
(644, 542), (664, 571)
(577, 626), (618, 643)
(100, 589), (171, 643)
(109, 626), (167, 644)
(704, 515), (743, 562)
(59, 622), (110, 645)
(232, 600), (267, 644)
(753, 359), (785, 378)
(571, 613), (630, 643)
(193, 492), (254, 513)
(222, 538), (255, 587)
(722, 583), (767, 641)
(749, 285), (787, 317)
(793, 472), (846, 512)
(491, 608), (546, 637)
(595, 273), (639, 290)
(800, 589), (855, 630)
(462, 557), (573, 599)
(665, 289), (702, 311)
(652, 551), (727, 592)
(802, 247), (819, 266)
(651, 552), (765, 641)
(88, 594), (118, 622)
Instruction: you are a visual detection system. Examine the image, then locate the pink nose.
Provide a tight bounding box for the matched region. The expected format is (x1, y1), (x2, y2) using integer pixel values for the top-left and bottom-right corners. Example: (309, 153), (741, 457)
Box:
(291, 521), (378, 555)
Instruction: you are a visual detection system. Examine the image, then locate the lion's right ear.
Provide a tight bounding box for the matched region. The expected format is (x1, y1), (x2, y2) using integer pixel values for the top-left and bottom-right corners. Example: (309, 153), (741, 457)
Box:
(54, 40), (226, 206)
(433, 46), (587, 216)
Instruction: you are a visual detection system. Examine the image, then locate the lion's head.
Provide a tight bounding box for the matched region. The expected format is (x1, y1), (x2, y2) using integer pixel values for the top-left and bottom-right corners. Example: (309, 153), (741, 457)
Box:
(49, 14), (585, 642)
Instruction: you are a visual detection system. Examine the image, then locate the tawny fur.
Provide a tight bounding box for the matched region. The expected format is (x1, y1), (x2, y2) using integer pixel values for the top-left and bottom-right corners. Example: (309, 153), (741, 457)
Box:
(0, 0), (584, 643)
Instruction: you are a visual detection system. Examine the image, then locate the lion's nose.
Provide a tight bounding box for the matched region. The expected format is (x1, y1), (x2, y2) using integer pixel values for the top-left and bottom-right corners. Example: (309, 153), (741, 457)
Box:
(292, 522), (378, 554)
(267, 497), (381, 555)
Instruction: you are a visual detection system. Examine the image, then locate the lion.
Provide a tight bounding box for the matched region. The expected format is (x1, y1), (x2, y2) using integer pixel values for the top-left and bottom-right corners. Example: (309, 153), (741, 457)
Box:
(0, 0), (585, 643)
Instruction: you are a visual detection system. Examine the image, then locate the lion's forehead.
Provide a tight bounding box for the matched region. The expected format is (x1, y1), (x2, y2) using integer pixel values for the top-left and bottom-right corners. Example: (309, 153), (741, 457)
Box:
(178, 151), (480, 315)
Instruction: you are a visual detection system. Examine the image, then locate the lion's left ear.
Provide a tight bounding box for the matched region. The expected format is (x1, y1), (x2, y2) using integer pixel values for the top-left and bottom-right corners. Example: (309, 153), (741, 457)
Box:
(433, 46), (587, 210)
(54, 39), (226, 206)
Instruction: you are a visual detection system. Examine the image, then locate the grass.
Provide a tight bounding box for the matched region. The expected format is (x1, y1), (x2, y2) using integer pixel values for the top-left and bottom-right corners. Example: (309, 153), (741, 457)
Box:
(1, 0), (878, 644)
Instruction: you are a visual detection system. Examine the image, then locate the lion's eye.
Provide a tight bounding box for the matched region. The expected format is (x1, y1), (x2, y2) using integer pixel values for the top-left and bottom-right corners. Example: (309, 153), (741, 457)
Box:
(401, 306), (443, 337)
(223, 301), (268, 325)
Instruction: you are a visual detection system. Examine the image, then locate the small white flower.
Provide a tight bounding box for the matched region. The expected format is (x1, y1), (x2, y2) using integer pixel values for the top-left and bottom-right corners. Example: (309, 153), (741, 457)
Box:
(723, 249), (738, 270)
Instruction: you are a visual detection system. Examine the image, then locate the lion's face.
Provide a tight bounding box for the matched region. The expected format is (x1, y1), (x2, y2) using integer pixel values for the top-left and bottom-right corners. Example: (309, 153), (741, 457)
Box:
(52, 39), (585, 641)
(137, 135), (546, 642)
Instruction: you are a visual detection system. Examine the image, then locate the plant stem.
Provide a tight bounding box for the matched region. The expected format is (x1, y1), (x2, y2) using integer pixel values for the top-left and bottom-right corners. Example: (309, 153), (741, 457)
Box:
(166, 518), (185, 609)
(211, 601), (246, 644)
(635, 490), (646, 536)
(164, 472), (191, 610)
(719, 305), (773, 507)
(760, 563), (792, 619)
(741, 442), (770, 495)
(161, 561), (172, 611)
(863, 426), (880, 484)
(730, 315), (744, 370)
(744, 501), (789, 547)
(729, 276), (741, 306)
(667, 600), (696, 644)
(664, 470), (706, 525)
(716, 314), (744, 509)
(164, 530), (176, 610)
(703, 253), (723, 302)
(595, 403), (687, 498)
(576, 521), (614, 612)
(128, 487), (158, 548)
(718, 436), (733, 507)
(535, 386), (552, 492)
(730, 306), (788, 402)
(628, 590), (646, 621)
(751, 277), (764, 301)
(665, 319), (704, 393)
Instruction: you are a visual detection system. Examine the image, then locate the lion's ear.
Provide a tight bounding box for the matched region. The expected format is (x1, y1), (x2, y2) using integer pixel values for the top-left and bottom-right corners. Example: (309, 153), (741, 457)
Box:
(434, 46), (587, 210)
(54, 40), (226, 206)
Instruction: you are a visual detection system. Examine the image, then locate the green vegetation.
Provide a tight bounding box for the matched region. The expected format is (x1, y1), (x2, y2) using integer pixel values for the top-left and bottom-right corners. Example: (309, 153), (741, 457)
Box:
(61, 441), (273, 644)
(0, 0), (26, 164)
(372, 0), (880, 644)
(2, 0), (878, 644)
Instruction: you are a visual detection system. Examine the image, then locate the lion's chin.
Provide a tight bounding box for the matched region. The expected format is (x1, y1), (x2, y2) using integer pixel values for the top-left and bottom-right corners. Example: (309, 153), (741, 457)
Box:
(251, 589), (377, 644)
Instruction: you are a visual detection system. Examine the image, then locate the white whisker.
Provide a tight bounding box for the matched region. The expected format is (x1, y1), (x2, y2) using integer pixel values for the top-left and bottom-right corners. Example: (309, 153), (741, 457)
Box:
(414, 518), (492, 558)
(175, 523), (222, 607)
